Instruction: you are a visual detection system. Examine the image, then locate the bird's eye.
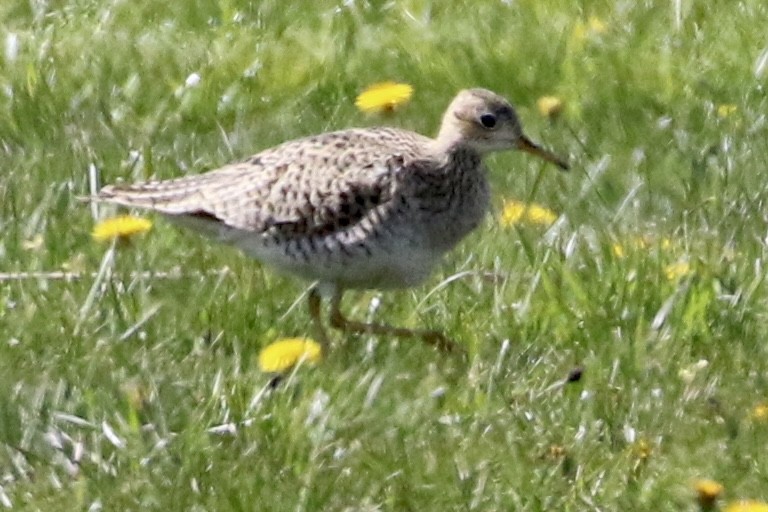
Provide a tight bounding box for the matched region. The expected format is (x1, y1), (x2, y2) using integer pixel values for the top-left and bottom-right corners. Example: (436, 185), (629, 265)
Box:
(479, 113), (497, 129)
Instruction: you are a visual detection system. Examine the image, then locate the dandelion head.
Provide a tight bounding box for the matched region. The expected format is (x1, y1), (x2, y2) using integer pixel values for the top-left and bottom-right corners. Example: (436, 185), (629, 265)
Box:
(500, 200), (558, 228)
(752, 403), (768, 421)
(717, 104), (738, 118)
(694, 479), (724, 509)
(92, 215), (152, 243)
(723, 501), (768, 512)
(665, 261), (692, 281)
(537, 96), (565, 119)
(355, 82), (413, 114)
(631, 438), (652, 460)
(572, 16), (607, 43)
(611, 236), (648, 258)
(588, 16), (607, 34)
(258, 337), (322, 373)
(612, 235), (675, 259)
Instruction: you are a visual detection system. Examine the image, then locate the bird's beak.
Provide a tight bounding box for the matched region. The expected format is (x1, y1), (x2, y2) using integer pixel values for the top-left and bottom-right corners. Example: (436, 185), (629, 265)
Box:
(517, 135), (569, 171)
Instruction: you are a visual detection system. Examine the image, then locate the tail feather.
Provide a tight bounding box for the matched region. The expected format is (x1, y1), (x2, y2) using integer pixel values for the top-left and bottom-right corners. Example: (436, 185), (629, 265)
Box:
(92, 179), (214, 215)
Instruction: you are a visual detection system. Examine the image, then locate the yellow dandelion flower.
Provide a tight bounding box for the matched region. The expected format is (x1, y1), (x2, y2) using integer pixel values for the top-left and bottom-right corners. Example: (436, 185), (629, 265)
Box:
(537, 96), (564, 119)
(92, 215), (152, 243)
(611, 236), (651, 258)
(717, 104), (738, 118)
(500, 200), (558, 228)
(612, 236), (674, 258)
(258, 337), (322, 373)
(694, 479), (724, 509)
(571, 23), (587, 43)
(572, 16), (608, 43)
(724, 501), (768, 512)
(355, 82), (413, 114)
(588, 16), (607, 34)
(631, 438), (652, 460)
(752, 403), (768, 420)
(665, 261), (692, 281)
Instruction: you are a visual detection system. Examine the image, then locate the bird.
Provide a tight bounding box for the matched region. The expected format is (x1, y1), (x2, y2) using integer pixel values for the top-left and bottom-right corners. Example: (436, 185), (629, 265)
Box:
(91, 88), (568, 353)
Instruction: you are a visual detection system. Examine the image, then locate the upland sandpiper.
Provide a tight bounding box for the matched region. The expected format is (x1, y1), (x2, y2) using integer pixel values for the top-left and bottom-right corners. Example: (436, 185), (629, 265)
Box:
(92, 88), (568, 352)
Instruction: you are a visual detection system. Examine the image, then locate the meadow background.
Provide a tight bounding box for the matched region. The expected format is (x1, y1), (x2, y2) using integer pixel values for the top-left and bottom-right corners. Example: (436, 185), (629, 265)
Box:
(1, 0), (768, 509)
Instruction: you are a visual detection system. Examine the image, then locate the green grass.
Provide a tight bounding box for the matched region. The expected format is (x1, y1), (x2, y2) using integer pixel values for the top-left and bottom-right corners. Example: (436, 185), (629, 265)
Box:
(2, 0), (768, 509)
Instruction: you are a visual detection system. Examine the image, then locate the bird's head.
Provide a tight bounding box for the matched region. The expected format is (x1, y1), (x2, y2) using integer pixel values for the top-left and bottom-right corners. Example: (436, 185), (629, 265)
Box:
(437, 88), (568, 170)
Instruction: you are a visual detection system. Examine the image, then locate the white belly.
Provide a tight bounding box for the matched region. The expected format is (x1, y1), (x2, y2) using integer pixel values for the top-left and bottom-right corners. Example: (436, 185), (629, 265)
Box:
(235, 232), (441, 289)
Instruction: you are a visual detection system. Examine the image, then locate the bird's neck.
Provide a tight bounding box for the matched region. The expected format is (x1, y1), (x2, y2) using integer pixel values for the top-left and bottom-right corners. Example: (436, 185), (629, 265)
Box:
(444, 145), (484, 175)
(429, 139), (483, 168)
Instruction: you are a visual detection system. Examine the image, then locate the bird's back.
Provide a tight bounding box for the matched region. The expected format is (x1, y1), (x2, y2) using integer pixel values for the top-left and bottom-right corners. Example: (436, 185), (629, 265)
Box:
(96, 127), (434, 228)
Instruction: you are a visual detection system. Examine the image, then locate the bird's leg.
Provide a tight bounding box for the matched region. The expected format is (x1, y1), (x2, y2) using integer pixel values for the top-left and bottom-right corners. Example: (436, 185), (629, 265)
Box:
(307, 287), (331, 351)
(328, 289), (462, 353)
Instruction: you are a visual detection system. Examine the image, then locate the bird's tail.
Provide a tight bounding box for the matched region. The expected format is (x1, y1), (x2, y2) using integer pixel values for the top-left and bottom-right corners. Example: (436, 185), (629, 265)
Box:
(86, 178), (214, 215)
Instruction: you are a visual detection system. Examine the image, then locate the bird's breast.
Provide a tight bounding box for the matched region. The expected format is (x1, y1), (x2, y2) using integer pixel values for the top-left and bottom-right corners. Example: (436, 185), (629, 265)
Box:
(407, 166), (491, 254)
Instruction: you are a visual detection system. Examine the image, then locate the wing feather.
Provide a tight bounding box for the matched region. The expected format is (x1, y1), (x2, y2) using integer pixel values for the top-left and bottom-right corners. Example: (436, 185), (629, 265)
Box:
(95, 128), (432, 238)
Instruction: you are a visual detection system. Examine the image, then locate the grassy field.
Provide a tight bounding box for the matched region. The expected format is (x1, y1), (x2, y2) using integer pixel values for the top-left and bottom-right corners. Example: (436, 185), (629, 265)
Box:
(2, 0), (768, 509)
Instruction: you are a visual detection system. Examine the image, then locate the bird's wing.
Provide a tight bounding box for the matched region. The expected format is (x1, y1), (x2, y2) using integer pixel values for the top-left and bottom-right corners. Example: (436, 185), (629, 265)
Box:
(95, 128), (432, 237)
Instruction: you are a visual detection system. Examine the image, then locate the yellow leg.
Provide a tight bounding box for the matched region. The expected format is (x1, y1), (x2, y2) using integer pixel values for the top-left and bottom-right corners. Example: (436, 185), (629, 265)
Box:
(327, 289), (462, 353)
(307, 287), (331, 350)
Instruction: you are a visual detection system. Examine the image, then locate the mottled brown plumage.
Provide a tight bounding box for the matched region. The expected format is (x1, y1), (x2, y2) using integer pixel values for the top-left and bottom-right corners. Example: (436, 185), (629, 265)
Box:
(94, 88), (568, 352)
